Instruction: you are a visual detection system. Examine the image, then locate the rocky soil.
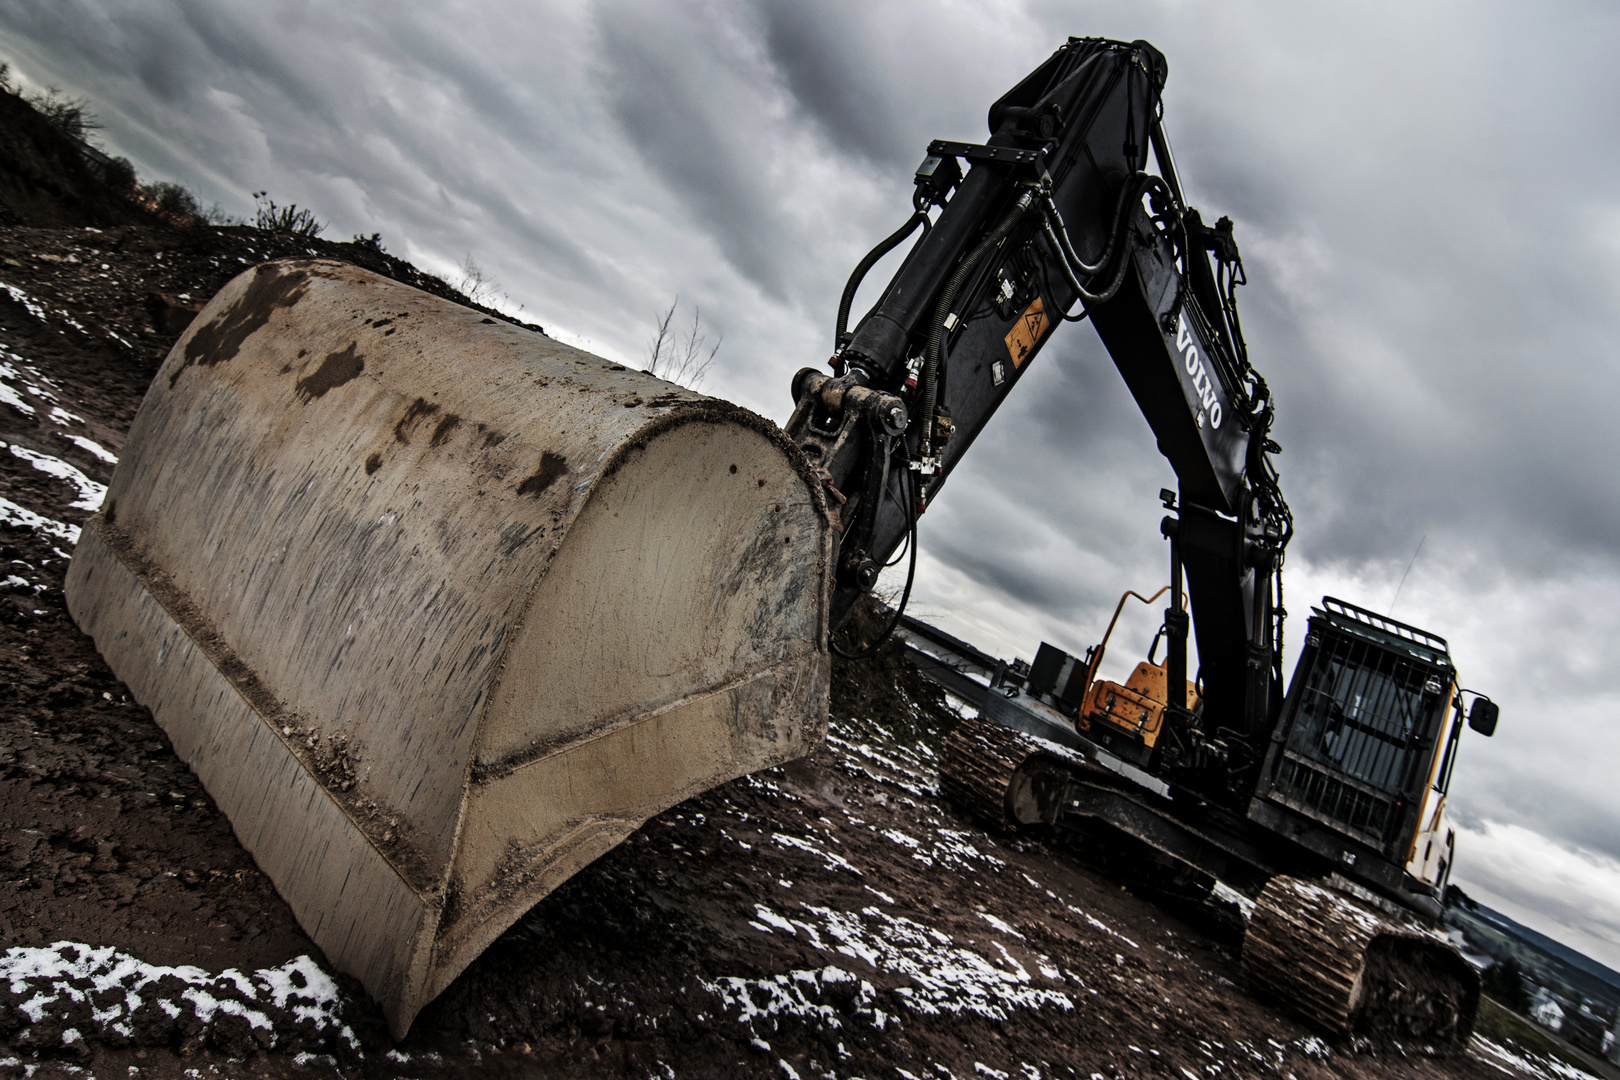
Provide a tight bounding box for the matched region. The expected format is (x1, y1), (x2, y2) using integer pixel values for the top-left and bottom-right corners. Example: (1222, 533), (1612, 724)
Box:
(0, 96), (1602, 1080)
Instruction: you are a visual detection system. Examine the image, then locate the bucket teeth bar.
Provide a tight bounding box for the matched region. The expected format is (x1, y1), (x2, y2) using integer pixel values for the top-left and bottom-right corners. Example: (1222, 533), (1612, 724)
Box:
(1242, 876), (1480, 1047)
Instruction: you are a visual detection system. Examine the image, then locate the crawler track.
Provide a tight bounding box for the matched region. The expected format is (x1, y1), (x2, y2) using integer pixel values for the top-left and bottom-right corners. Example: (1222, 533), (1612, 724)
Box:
(1243, 876), (1480, 1047)
(940, 713), (1042, 828)
(942, 711), (1483, 1049)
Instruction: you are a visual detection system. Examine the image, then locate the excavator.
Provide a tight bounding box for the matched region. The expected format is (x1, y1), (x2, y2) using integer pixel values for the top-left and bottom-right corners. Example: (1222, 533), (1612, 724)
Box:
(61, 36), (1495, 1043)
(923, 592), (1493, 1042)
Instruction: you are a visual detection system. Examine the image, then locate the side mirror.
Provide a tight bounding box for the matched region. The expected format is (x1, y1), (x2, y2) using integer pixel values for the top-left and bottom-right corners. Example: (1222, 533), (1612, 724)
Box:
(1468, 697), (1499, 737)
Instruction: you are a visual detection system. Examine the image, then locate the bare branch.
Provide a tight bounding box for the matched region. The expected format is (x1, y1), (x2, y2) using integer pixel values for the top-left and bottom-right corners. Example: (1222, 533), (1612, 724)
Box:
(646, 298), (678, 379)
(454, 254), (500, 306)
(645, 297), (720, 391)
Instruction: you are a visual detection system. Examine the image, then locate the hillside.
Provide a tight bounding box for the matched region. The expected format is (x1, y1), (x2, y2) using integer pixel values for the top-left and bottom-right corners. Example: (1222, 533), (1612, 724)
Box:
(1449, 895), (1620, 1009)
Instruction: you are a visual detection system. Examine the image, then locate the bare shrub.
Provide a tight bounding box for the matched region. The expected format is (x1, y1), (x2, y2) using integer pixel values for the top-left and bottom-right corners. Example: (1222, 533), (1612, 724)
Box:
(646, 297), (720, 391)
(252, 191), (324, 238)
(0, 66), (103, 142)
(137, 181), (201, 223)
(453, 254), (500, 306)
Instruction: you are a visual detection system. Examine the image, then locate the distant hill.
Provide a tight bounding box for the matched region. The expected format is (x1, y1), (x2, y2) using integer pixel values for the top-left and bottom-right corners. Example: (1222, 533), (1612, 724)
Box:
(1448, 887), (1620, 1006)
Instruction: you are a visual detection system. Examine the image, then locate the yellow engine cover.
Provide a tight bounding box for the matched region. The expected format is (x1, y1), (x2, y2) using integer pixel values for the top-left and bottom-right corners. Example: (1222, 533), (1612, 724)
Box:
(1080, 661), (1199, 749)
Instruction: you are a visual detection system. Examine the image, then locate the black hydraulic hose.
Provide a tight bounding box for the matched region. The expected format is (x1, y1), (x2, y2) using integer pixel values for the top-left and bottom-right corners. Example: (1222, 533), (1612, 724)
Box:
(1040, 213), (1137, 309)
(882, 505), (911, 566)
(1041, 172), (1172, 310)
(829, 462), (918, 661)
(1041, 172), (1143, 276)
(835, 210), (929, 351)
(920, 191), (1034, 452)
(1033, 256), (1092, 324)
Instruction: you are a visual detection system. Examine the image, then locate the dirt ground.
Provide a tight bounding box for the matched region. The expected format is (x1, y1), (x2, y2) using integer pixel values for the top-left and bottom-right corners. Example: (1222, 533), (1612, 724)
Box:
(0, 182), (1598, 1078)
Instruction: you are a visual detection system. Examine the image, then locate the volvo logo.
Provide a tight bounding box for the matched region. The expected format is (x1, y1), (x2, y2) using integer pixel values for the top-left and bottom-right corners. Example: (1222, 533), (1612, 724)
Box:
(1175, 316), (1223, 430)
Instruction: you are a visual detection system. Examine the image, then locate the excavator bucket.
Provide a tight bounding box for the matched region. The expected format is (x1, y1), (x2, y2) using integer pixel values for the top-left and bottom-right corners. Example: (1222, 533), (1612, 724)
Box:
(63, 259), (832, 1037)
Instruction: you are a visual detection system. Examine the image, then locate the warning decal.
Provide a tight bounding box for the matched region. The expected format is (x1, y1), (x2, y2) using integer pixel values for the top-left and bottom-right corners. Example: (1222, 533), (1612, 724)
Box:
(1004, 296), (1049, 369)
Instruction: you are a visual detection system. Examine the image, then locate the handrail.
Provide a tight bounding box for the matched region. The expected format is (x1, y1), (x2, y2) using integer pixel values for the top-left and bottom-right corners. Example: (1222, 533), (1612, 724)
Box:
(1083, 585), (1192, 695)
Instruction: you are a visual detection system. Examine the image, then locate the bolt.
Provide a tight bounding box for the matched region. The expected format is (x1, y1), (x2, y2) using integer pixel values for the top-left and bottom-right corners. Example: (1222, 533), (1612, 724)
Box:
(855, 559), (880, 591)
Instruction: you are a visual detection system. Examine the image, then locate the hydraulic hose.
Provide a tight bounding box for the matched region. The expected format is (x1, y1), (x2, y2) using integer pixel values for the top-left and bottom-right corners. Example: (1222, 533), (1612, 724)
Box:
(1040, 215), (1136, 308)
(836, 210), (929, 351)
(919, 190), (1034, 454)
(1041, 172), (1142, 276)
(1040, 172), (1168, 309)
(829, 459), (918, 661)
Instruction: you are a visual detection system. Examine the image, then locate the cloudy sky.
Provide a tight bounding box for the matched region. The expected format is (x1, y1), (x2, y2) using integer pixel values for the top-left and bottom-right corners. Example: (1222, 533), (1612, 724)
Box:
(4, 0), (1620, 970)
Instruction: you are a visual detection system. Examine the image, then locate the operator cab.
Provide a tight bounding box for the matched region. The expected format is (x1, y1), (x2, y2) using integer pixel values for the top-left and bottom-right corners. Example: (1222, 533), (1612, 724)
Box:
(1251, 597), (1495, 899)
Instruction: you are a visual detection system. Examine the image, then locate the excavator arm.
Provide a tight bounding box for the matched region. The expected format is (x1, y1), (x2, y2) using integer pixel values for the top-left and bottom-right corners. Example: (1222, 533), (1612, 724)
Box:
(791, 37), (1292, 786)
(788, 38), (1171, 629)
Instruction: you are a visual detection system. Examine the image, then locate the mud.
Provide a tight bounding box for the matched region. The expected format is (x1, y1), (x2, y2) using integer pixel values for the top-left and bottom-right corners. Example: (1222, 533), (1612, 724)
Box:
(1359, 937), (1480, 1045)
(0, 170), (1591, 1075)
(175, 262), (310, 382)
(392, 397), (440, 444)
(516, 451), (568, 496)
(295, 343), (364, 402)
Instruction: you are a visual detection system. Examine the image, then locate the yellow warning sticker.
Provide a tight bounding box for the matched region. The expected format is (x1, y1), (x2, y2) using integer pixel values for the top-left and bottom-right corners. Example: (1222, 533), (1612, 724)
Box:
(1004, 296), (1049, 368)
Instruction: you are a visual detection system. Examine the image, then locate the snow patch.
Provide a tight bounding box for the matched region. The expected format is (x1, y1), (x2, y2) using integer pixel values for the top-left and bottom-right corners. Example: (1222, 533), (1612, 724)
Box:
(1067, 905), (1138, 949)
(0, 380), (33, 419)
(1295, 1034), (1330, 1059)
(921, 829), (1004, 872)
(1212, 881), (1256, 920)
(56, 433), (116, 463)
(978, 912), (1023, 938)
(705, 964), (890, 1036)
(0, 282), (88, 335)
(796, 904), (1073, 1021)
(2, 443), (106, 510)
(0, 497), (79, 545)
(2, 574), (43, 595)
(1471, 1035), (1603, 1080)
(0, 347), (68, 423)
(1, 283), (49, 321)
(753, 905), (797, 935)
(881, 828), (920, 850)
(0, 943), (357, 1056)
(773, 833), (862, 877)
(825, 719), (939, 799)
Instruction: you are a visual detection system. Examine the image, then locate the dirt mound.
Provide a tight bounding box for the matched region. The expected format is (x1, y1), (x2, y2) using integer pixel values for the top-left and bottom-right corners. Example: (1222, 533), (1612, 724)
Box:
(0, 194), (1583, 1076)
(0, 89), (145, 229)
(830, 596), (960, 749)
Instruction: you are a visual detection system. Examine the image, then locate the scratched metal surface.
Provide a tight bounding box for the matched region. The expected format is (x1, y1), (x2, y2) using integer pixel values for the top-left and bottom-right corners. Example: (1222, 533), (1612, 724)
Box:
(65, 259), (832, 1034)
